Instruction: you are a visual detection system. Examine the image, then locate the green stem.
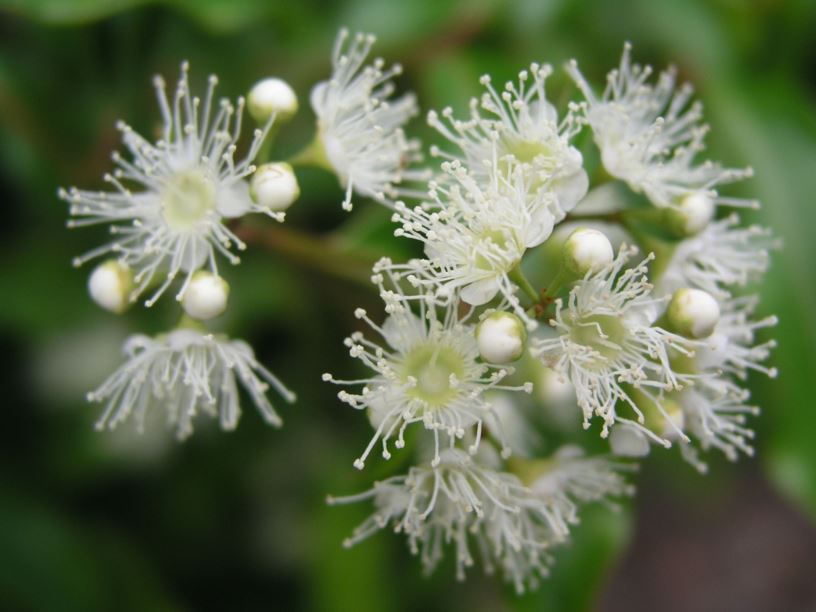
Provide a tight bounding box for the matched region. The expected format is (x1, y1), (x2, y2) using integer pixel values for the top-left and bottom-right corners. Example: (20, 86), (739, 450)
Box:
(565, 207), (662, 225)
(620, 217), (676, 282)
(544, 267), (566, 298)
(176, 313), (208, 332)
(593, 163), (615, 186)
(235, 221), (375, 288)
(255, 122), (281, 165)
(564, 211), (623, 224)
(508, 265), (540, 304)
(289, 135), (331, 170)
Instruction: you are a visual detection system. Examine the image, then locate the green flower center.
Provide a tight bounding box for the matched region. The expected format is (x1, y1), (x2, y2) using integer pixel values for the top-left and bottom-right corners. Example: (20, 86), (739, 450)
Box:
(474, 229), (519, 272)
(401, 343), (466, 406)
(569, 314), (627, 363)
(162, 169), (215, 230)
(502, 137), (554, 165)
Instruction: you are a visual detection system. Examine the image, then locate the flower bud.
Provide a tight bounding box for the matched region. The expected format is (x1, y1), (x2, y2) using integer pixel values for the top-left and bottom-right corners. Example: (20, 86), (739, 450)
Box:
(476, 312), (527, 364)
(664, 192), (715, 236)
(609, 426), (651, 457)
(562, 228), (614, 276)
(250, 162), (300, 212)
(88, 260), (132, 314)
(248, 77), (298, 123)
(181, 271), (229, 320)
(666, 288), (720, 339)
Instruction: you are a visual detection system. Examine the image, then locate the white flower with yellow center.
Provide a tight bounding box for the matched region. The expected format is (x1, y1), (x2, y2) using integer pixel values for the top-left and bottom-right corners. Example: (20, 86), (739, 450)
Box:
(391, 156), (560, 329)
(88, 327), (295, 440)
(323, 263), (532, 469)
(62, 62), (279, 306)
(310, 29), (427, 211)
(567, 43), (756, 211)
(676, 381), (758, 472)
(428, 63), (588, 215)
(328, 448), (551, 592)
(612, 297), (776, 470)
(531, 246), (697, 444)
(515, 446), (635, 543)
(695, 296), (778, 381)
(329, 446), (633, 593)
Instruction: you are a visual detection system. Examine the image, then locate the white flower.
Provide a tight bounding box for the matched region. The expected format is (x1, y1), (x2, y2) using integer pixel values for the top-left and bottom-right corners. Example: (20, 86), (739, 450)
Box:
(676, 381), (758, 472)
(669, 297), (776, 470)
(695, 296), (778, 381)
(88, 327), (295, 440)
(62, 62), (278, 306)
(310, 29), (427, 211)
(323, 261), (532, 469)
(530, 246), (697, 444)
(391, 156), (561, 328)
(328, 448), (552, 593)
(567, 43), (757, 210)
(521, 446), (635, 540)
(656, 214), (776, 299)
(329, 446), (632, 593)
(428, 63), (588, 214)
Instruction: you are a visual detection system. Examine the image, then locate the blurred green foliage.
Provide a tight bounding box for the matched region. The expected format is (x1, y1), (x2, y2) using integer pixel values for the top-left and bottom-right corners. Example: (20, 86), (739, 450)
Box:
(0, 0), (814, 610)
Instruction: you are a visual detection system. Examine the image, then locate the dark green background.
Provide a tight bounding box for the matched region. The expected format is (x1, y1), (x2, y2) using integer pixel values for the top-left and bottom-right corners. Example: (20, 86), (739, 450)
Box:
(1, 0), (814, 610)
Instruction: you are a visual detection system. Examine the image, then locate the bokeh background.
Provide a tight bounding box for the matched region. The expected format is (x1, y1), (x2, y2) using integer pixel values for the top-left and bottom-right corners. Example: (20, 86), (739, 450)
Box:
(1, 0), (815, 610)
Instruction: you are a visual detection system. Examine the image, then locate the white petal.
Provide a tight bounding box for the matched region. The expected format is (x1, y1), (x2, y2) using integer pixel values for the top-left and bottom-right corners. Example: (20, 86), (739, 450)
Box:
(609, 426), (651, 457)
(461, 276), (501, 306)
(216, 180), (252, 218)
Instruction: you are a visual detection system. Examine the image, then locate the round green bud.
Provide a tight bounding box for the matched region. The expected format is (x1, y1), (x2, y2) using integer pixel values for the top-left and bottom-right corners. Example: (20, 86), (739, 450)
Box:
(667, 288), (720, 339)
(664, 191), (715, 237)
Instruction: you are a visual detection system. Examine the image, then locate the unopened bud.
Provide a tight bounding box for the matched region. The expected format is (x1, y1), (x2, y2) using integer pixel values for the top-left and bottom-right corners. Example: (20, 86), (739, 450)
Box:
(181, 271), (229, 320)
(665, 192), (715, 236)
(476, 312), (527, 364)
(562, 228), (614, 276)
(251, 162), (300, 212)
(88, 260), (132, 314)
(667, 288), (720, 339)
(248, 77), (298, 123)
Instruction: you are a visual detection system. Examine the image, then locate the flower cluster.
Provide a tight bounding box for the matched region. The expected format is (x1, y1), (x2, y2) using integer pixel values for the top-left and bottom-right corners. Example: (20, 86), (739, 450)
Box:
(64, 62), (305, 438)
(327, 41), (776, 587)
(63, 31), (776, 592)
